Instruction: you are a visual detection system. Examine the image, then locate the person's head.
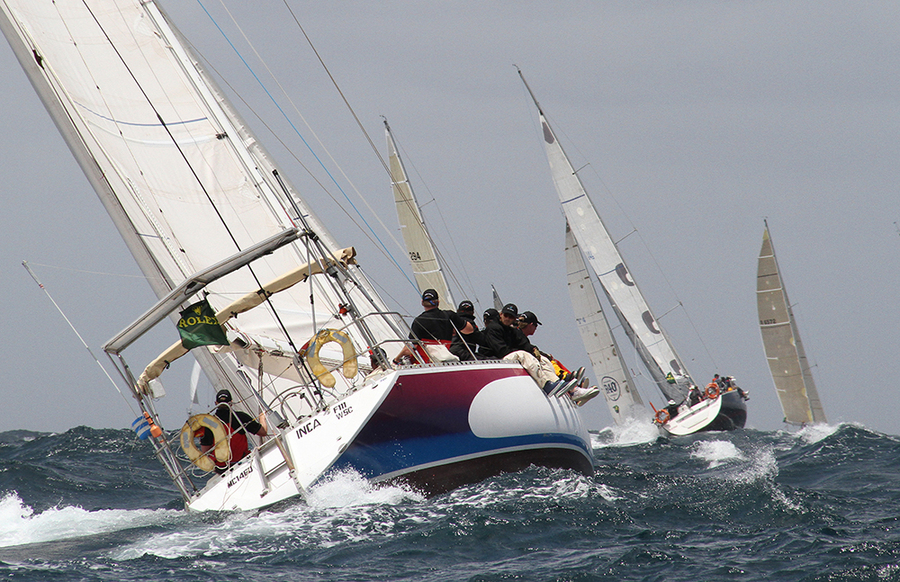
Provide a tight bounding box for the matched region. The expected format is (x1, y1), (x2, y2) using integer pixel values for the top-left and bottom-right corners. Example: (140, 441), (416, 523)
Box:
(483, 308), (499, 325)
(499, 303), (518, 326)
(457, 300), (474, 315)
(216, 389), (233, 404)
(421, 288), (439, 309)
(517, 310), (541, 336)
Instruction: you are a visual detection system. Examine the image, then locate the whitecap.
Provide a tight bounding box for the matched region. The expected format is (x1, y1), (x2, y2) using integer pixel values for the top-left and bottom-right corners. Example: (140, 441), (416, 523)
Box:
(592, 416), (659, 448)
(0, 491), (181, 548)
(690, 440), (746, 468)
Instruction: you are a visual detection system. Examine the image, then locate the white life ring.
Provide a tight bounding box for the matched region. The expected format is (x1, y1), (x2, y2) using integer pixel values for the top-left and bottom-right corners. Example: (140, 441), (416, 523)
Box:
(180, 413), (229, 472)
(306, 329), (358, 388)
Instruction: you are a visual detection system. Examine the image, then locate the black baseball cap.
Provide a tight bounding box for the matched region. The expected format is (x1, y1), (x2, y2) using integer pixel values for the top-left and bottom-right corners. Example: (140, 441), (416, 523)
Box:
(501, 303), (518, 316)
(422, 288), (438, 301)
(457, 300), (474, 312)
(216, 389), (232, 403)
(519, 311), (541, 325)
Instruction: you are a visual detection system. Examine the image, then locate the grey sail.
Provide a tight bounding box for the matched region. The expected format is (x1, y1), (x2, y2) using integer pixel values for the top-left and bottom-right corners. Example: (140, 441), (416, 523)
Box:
(386, 120), (454, 306)
(757, 223), (827, 425)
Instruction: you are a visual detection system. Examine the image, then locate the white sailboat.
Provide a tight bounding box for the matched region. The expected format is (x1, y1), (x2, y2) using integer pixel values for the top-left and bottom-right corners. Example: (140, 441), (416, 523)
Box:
(1, 0), (593, 511)
(565, 222), (645, 424)
(386, 119), (455, 306)
(519, 70), (748, 435)
(757, 221), (827, 425)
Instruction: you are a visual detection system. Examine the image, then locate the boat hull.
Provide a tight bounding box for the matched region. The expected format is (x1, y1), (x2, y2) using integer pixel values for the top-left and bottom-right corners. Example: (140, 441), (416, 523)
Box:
(186, 362), (593, 509)
(663, 388), (747, 437)
(333, 363), (594, 495)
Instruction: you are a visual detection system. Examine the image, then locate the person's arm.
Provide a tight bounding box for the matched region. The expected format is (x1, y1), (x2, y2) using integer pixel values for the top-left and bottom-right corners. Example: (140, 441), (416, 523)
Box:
(256, 412), (269, 437)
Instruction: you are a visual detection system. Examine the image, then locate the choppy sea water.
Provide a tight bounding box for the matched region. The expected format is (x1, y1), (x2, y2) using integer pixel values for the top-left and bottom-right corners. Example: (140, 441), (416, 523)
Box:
(1, 422), (898, 581)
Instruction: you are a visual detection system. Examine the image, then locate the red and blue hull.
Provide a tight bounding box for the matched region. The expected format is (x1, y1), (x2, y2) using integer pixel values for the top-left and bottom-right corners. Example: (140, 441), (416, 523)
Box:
(332, 363), (594, 495)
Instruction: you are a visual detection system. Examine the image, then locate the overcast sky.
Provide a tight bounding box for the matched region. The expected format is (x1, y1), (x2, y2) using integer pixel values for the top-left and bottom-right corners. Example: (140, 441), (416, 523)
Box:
(1, 1), (898, 435)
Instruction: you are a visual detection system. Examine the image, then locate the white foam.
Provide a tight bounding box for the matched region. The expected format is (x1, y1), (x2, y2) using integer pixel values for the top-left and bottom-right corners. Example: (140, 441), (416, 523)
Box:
(0, 491), (180, 548)
(111, 469), (426, 559)
(690, 440), (747, 468)
(592, 416), (659, 448)
(796, 422), (840, 445)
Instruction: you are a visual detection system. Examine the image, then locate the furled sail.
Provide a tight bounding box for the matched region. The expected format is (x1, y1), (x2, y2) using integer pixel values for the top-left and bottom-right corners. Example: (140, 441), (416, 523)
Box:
(757, 223), (826, 425)
(520, 75), (692, 403)
(386, 120), (454, 306)
(565, 222), (644, 423)
(0, 0), (403, 404)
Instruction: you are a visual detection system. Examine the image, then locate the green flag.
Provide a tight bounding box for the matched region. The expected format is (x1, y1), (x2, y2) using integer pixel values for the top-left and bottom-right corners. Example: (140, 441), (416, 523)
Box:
(177, 299), (229, 350)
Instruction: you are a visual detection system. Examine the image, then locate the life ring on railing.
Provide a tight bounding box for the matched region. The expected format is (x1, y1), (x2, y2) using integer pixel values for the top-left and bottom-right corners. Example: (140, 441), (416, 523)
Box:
(655, 409), (670, 424)
(306, 328), (358, 388)
(705, 383), (720, 399)
(180, 413), (229, 473)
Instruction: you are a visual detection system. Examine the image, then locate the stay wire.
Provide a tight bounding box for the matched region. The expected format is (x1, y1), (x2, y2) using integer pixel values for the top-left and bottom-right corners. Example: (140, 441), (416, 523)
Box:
(22, 261), (138, 418)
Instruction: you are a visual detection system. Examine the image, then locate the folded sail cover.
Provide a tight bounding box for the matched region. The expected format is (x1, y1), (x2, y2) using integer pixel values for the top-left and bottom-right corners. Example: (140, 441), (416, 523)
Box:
(138, 247), (357, 392)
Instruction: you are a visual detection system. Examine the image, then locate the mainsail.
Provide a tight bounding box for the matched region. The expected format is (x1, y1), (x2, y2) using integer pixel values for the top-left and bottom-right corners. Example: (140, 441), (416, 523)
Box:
(519, 72), (693, 403)
(565, 222), (644, 423)
(386, 120), (454, 306)
(757, 223), (826, 425)
(0, 0), (403, 407)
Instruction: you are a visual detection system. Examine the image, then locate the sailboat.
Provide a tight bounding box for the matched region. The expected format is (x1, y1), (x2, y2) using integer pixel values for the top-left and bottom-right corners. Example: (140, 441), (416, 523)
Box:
(564, 222), (645, 424)
(386, 119), (455, 305)
(518, 70), (748, 435)
(757, 221), (827, 425)
(0, 0), (593, 511)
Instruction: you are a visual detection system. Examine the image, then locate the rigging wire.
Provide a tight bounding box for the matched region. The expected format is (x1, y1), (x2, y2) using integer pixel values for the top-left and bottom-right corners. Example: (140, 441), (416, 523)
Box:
(196, 0), (417, 294)
(22, 261), (138, 417)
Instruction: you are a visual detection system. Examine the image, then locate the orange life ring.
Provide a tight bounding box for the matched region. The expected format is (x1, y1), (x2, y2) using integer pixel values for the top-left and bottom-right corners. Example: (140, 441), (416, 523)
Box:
(655, 408), (670, 424)
(705, 383), (720, 399)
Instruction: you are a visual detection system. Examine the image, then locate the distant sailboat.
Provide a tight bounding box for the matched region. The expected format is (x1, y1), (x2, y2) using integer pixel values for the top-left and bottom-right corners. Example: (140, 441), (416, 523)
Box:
(757, 221), (827, 425)
(565, 222), (645, 423)
(386, 119), (454, 305)
(519, 69), (748, 435)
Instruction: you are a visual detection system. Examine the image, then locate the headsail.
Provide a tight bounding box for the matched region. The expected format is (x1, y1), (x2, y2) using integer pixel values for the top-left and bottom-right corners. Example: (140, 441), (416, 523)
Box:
(565, 222), (644, 423)
(757, 223), (826, 425)
(386, 120), (454, 306)
(0, 0), (403, 406)
(519, 71), (693, 403)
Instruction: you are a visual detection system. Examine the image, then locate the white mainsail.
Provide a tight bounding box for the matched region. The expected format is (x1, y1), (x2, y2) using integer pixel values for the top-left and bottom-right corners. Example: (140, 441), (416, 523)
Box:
(565, 222), (644, 424)
(386, 120), (454, 306)
(757, 223), (826, 425)
(520, 75), (693, 404)
(0, 0), (403, 406)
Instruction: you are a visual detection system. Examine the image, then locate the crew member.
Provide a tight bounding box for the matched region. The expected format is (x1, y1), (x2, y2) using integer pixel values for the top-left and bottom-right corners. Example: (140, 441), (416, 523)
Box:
(200, 389), (268, 472)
